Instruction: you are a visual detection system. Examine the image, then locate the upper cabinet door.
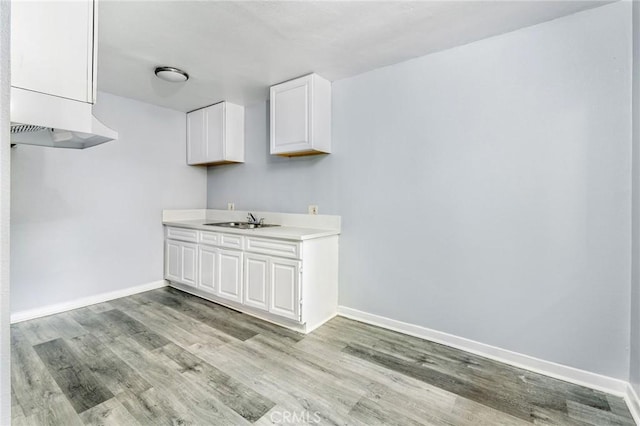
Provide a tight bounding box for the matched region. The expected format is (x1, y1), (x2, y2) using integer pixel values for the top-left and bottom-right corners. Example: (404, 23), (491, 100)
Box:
(272, 80), (310, 151)
(206, 103), (225, 163)
(186, 102), (244, 166)
(187, 108), (207, 165)
(270, 73), (331, 157)
(11, 0), (95, 103)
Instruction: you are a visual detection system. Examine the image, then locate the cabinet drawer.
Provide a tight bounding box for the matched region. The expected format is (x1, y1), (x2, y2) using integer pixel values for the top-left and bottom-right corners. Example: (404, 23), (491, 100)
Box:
(245, 237), (301, 259)
(199, 230), (220, 246)
(220, 233), (243, 249)
(166, 227), (198, 243)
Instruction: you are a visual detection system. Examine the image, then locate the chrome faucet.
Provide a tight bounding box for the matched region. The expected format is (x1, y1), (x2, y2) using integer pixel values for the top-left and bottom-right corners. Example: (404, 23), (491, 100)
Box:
(247, 213), (264, 225)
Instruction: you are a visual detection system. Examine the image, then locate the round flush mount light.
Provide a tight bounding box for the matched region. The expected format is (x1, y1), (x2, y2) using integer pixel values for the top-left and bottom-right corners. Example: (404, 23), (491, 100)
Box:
(154, 66), (189, 83)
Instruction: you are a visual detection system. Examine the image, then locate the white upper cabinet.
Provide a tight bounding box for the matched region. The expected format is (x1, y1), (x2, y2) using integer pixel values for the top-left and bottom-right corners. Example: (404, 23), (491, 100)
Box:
(11, 0), (96, 103)
(187, 102), (244, 166)
(187, 108), (207, 164)
(270, 73), (331, 157)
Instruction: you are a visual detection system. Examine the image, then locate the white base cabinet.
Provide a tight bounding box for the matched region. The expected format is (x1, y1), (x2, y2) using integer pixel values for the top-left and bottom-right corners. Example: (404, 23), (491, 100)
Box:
(197, 246), (217, 294)
(244, 254), (270, 311)
(195, 245), (243, 302)
(165, 240), (197, 288)
(269, 258), (301, 321)
(217, 248), (243, 303)
(244, 254), (301, 321)
(164, 226), (338, 333)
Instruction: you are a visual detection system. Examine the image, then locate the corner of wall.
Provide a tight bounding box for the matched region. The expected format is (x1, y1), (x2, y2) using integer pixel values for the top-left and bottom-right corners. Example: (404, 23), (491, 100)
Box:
(630, 0), (640, 396)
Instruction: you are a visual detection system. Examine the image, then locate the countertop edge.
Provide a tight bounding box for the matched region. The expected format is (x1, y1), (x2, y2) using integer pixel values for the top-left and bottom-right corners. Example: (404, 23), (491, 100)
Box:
(162, 220), (340, 241)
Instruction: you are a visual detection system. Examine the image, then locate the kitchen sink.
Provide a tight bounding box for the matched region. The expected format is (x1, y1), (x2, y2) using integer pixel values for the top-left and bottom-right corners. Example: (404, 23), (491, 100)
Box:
(203, 222), (280, 229)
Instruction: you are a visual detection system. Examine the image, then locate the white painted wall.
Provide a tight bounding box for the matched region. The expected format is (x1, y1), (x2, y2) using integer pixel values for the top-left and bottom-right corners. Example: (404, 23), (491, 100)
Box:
(10, 92), (207, 314)
(208, 2), (632, 379)
(0, 0), (10, 422)
(631, 0), (640, 395)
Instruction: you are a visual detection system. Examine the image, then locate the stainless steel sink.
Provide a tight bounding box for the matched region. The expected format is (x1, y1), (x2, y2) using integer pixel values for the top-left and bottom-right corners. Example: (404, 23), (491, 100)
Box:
(203, 222), (280, 229)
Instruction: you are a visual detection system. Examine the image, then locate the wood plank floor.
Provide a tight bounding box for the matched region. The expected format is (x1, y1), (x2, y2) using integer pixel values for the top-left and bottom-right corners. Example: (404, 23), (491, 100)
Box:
(11, 287), (636, 425)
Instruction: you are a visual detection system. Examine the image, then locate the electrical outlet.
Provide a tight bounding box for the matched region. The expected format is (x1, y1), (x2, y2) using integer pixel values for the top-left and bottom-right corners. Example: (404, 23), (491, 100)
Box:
(308, 205), (319, 215)
(227, 202), (235, 211)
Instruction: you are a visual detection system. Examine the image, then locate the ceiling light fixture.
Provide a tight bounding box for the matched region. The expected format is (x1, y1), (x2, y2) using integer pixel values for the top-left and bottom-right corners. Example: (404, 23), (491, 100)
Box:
(154, 66), (189, 83)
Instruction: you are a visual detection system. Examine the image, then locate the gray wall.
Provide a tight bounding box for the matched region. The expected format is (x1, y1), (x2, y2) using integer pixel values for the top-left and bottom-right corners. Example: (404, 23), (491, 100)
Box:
(631, 0), (640, 393)
(208, 2), (632, 378)
(10, 92), (207, 314)
(0, 0), (10, 422)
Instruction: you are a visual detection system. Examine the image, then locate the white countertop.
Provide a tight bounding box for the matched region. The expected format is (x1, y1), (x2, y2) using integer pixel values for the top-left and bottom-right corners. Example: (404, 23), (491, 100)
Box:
(163, 218), (340, 241)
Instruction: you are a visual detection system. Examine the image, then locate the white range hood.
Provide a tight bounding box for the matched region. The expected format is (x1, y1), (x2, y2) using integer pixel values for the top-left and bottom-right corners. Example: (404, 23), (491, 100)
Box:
(10, 87), (118, 149)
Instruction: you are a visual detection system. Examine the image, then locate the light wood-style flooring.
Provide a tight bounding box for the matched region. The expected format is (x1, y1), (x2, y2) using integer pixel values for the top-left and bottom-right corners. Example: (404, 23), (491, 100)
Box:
(10, 287), (637, 425)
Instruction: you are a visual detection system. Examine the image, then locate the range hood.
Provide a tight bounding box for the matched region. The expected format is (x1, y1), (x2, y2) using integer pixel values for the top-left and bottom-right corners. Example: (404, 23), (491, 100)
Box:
(10, 87), (118, 149)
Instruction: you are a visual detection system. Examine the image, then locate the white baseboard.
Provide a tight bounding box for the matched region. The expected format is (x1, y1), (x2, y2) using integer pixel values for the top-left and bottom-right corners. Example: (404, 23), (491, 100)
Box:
(10, 280), (168, 323)
(625, 383), (640, 425)
(337, 306), (629, 397)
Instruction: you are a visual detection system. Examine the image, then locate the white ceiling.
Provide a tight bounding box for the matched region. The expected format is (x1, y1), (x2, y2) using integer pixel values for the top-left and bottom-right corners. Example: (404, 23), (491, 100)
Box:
(98, 1), (610, 112)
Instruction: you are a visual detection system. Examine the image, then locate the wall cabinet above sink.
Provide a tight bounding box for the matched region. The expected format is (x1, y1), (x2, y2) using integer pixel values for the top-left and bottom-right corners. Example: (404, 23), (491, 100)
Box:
(187, 101), (244, 166)
(270, 73), (331, 157)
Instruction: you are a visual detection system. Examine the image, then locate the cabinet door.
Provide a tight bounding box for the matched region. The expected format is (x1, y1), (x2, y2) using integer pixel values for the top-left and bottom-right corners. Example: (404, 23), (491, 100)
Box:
(181, 242), (198, 288)
(11, 0), (94, 102)
(205, 103), (225, 163)
(269, 258), (301, 321)
(218, 249), (243, 303)
(187, 108), (207, 165)
(165, 240), (182, 283)
(198, 246), (217, 294)
(244, 254), (269, 311)
(270, 77), (311, 154)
